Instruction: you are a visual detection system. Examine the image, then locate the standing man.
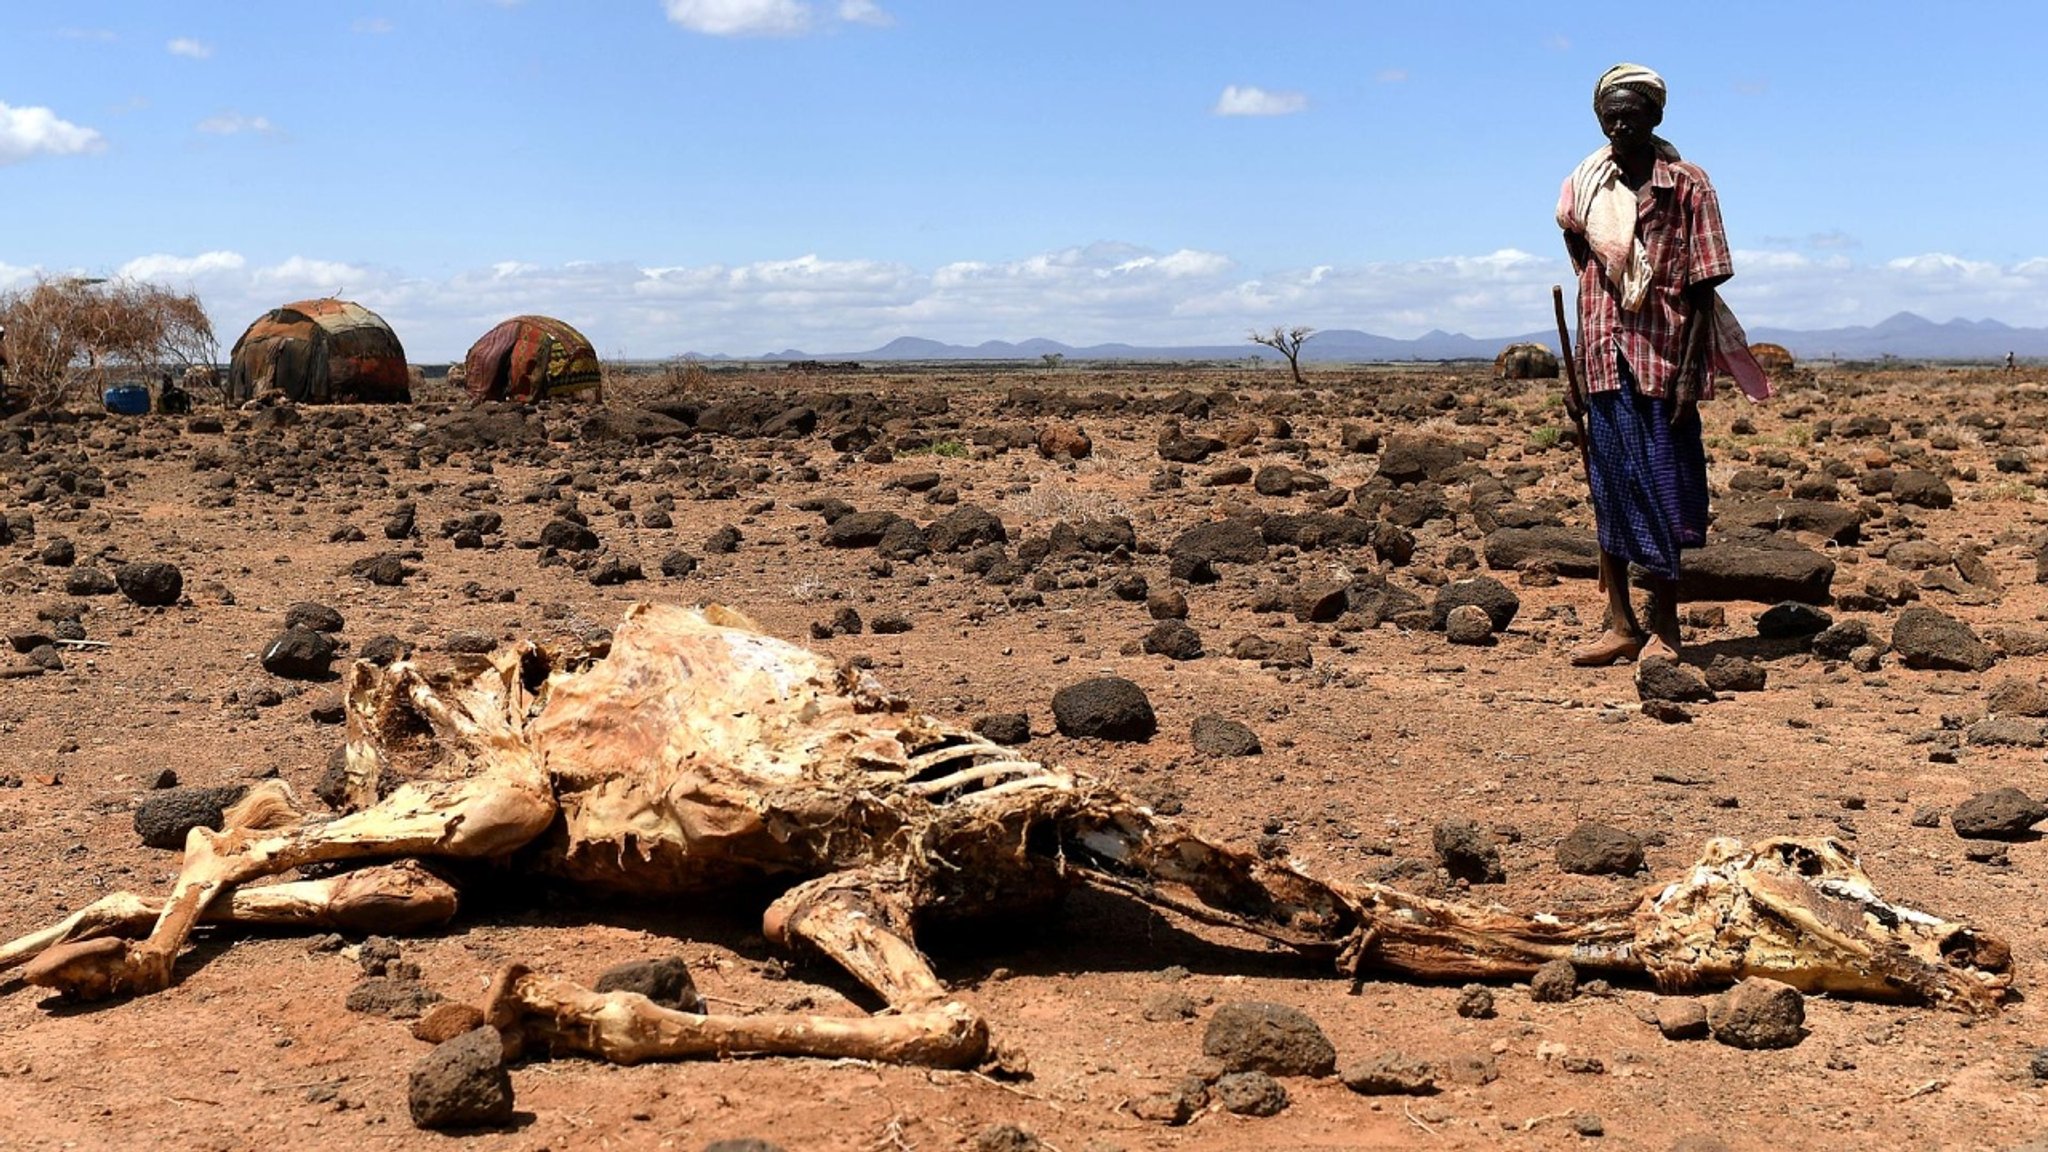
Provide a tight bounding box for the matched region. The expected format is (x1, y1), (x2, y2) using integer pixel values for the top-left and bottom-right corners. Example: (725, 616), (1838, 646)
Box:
(1556, 63), (1770, 666)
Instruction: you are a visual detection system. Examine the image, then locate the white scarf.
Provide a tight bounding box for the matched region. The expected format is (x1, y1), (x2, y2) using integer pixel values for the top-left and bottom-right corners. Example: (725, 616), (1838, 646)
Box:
(1558, 138), (1680, 312)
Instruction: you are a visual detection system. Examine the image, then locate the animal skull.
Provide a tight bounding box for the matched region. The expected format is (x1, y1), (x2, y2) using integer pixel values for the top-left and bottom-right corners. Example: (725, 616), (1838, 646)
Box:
(1, 603), (2013, 1067)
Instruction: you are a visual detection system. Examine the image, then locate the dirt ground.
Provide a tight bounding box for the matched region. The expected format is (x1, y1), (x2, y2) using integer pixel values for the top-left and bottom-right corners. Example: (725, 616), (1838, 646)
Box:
(3, 361), (2047, 1152)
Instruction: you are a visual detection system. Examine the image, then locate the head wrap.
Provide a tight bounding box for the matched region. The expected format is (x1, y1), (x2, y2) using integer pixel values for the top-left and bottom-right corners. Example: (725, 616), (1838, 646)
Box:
(1595, 63), (1666, 112)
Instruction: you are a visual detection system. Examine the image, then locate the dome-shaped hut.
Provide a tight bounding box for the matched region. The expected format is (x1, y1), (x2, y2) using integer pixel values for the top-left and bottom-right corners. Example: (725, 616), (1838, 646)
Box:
(1748, 342), (1796, 375)
(227, 298), (410, 404)
(463, 315), (601, 403)
(1494, 342), (1559, 380)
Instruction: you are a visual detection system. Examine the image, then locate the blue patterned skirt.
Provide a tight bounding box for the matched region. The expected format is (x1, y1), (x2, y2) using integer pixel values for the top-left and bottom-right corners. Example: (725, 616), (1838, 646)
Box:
(1584, 356), (1707, 581)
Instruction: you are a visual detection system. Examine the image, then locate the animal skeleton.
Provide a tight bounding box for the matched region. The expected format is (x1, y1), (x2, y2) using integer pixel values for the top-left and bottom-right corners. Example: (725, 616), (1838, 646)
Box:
(0, 603), (2012, 1067)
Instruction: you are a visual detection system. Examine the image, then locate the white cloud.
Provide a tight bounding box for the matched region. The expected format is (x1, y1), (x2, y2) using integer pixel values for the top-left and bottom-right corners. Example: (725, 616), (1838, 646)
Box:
(663, 0), (812, 36)
(167, 37), (213, 59)
(50, 245), (2048, 361)
(1212, 85), (1308, 117)
(0, 102), (106, 166)
(352, 17), (395, 34)
(196, 112), (280, 136)
(837, 0), (893, 26)
(117, 251), (247, 281)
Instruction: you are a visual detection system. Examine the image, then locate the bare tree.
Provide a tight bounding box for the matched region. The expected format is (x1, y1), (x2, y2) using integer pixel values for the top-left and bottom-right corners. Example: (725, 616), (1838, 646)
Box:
(0, 276), (216, 413)
(1247, 325), (1316, 384)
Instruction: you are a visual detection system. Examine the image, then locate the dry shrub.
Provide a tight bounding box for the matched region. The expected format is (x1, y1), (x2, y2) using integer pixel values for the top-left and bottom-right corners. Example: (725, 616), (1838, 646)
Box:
(0, 276), (216, 412)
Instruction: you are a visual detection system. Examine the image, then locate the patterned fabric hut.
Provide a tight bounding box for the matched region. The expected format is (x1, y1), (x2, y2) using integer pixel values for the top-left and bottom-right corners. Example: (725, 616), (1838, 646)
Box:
(1748, 342), (1796, 375)
(1494, 342), (1560, 380)
(463, 315), (602, 402)
(227, 298), (410, 404)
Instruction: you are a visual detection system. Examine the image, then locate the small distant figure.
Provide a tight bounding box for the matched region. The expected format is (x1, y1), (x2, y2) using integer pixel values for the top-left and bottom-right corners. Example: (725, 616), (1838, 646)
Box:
(2008, 351), (2018, 373)
(157, 371), (191, 416)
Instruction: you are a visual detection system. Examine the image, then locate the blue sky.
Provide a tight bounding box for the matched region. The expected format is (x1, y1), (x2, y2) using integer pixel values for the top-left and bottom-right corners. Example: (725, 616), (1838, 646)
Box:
(3, 0), (2043, 358)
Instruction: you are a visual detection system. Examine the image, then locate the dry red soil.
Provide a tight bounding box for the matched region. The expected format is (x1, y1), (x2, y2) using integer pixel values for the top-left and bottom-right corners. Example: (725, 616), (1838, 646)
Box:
(2, 363), (2046, 1152)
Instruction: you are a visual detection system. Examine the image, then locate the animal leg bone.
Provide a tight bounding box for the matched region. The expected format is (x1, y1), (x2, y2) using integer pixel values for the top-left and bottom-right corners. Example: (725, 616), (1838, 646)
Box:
(762, 869), (952, 1011)
(22, 642), (559, 1002)
(484, 966), (989, 1068)
(484, 867), (991, 1069)
(0, 861), (457, 973)
(22, 770), (553, 1000)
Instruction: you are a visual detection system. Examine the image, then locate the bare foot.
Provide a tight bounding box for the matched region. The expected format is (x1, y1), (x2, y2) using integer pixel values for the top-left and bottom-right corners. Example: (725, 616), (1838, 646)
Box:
(1569, 630), (1645, 667)
(1641, 635), (1681, 663)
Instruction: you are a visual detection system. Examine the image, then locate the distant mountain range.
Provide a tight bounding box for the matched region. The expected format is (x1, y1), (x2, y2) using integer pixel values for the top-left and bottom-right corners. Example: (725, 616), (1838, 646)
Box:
(695, 312), (2047, 364)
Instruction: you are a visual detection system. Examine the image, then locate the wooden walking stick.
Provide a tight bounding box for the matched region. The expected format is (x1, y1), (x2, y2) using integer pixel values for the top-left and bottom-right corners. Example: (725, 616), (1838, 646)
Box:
(1552, 284), (1603, 591)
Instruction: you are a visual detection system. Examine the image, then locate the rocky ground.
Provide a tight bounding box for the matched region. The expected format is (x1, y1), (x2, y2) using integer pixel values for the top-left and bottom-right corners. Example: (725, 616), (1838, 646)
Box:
(3, 361), (2048, 1152)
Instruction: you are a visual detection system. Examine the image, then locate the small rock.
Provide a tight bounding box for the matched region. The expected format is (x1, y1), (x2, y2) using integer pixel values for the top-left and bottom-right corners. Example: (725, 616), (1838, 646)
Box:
(1442, 1052), (1498, 1086)
(1052, 677), (1157, 742)
(1212, 1070), (1289, 1116)
(1654, 998), (1710, 1040)
(1756, 601), (1831, 639)
(261, 626), (337, 680)
(1146, 588), (1189, 620)
(1444, 603), (1495, 645)
(1572, 1113), (1606, 1137)
(1142, 620), (1203, 660)
(1189, 715), (1261, 757)
(1708, 978), (1805, 1049)
(660, 550), (701, 578)
(1141, 989), (1198, 1022)
(358, 936), (402, 976)
(411, 1002), (488, 1045)
(1129, 1079), (1205, 1126)
(115, 561), (184, 607)
(1555, 822), (1645, 875)
(308, 691), (345, 725)
(64, 568), (119, 597)
(1950, 787), (2047, 839)
(973, 713), (1031, 746)
(1892, 606), (1996, 672)
(587, 556), (645, 585)
(1636, 657), (1714, 703)
(593, 956), (705, 1012)
(444, 629), (498, 654)
(408, 1027), (514, 1130)
(1201, 1001), (1336, 1077)
(1529, 959), (1578, 1003)
(1432, 816), (1504, 884)
(1704, 654), (1767, 693)
(1454, 985), (1495, 1019)
(538, 519), (601, 552)
(1339, 1052), (1439, 1096)
(283, 602), (346, 633)
(133, 784), (248, 849)
(870, 613), (913, 634)
(359, 634), (410, 666)
(975, 1125), (1045, 1152)
(345, 977), (444, 1019)
(1988, 678), (2048, 717)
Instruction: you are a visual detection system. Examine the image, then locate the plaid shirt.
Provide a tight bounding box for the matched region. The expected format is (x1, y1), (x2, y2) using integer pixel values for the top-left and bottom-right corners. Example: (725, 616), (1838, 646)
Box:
(1563, 157), (1733, 399)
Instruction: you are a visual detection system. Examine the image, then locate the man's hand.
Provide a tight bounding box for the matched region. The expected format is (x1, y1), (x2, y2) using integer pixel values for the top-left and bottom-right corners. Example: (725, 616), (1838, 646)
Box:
(1668, 367), (1699, 429)
(1671, 285), (1716, 429)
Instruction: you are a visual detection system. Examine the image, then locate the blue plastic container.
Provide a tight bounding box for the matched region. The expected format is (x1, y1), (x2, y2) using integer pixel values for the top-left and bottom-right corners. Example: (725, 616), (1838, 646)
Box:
(103, 385), (151, 415)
